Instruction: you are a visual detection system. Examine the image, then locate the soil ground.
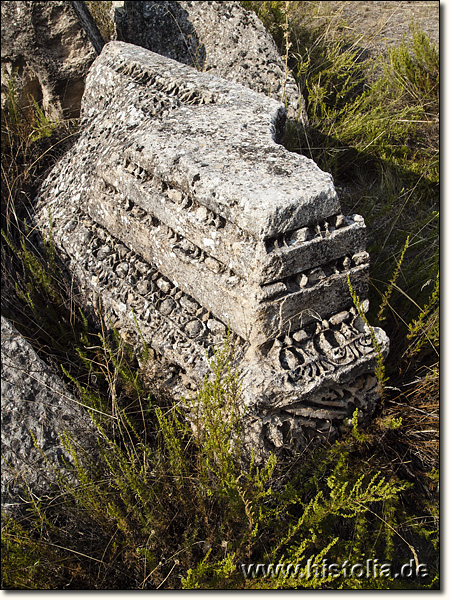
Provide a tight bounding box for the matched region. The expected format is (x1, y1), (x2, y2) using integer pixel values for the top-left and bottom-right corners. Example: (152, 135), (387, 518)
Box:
(312, 1), (439, 52)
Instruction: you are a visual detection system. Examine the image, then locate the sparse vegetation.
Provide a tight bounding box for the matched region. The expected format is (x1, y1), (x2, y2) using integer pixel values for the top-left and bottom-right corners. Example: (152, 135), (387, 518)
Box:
(242, 0), (439, 487)
(1, 2), (438, 590)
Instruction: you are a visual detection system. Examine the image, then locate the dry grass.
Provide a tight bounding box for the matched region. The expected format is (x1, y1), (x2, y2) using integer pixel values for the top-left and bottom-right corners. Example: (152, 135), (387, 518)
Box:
(312, 1), (439, 50)
(386, 369), (439, 473)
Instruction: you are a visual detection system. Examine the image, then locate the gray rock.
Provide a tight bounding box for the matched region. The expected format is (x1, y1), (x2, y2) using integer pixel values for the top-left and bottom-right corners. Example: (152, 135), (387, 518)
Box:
(1, 1), (97, 119)
(35, 42), (388, 461)
(1, 0), (306, 126)
(1, 316), (98, 513)
(115, 1), (307, 122)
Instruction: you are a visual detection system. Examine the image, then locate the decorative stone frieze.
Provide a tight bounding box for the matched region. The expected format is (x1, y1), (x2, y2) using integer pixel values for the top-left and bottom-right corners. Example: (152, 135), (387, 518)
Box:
(35, 42), (388, 459)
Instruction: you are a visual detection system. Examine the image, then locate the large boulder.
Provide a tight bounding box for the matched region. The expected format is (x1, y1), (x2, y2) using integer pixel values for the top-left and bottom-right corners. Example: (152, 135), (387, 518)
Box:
(1, 1), (97, 119)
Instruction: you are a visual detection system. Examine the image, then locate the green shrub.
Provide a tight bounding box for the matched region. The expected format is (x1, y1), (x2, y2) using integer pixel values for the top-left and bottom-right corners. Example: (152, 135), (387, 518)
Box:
(2, 332), (438, 589)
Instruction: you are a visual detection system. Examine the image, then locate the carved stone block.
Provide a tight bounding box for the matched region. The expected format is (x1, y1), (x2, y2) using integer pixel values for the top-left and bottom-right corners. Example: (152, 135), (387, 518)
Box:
(35, 42), (388, 460)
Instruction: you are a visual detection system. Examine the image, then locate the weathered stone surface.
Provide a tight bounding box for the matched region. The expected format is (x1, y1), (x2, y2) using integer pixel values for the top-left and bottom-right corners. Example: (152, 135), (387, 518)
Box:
(1, 1), (97, 119)
(1, 0), (306, 125)
(35, 42), (388, 460)
(70, 0), (105, 55)
(1, 316), (98, 513)
(115, 1), (306, 122)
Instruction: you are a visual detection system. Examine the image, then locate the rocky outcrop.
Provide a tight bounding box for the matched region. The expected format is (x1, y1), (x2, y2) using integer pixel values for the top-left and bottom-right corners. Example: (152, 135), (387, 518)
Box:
(116, 1), (306, 122)
(1, 316), (98, 513)
(1, 1), (97, 119)
(34, 42), (388, 461)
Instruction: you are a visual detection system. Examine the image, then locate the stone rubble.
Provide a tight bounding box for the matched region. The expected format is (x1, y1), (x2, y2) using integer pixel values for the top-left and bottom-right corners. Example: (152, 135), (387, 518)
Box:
(35, 41), (389, 460)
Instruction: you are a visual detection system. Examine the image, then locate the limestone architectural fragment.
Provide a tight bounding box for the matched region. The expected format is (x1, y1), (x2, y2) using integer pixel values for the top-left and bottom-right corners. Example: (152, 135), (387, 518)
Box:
(35, 42), (388, 459)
